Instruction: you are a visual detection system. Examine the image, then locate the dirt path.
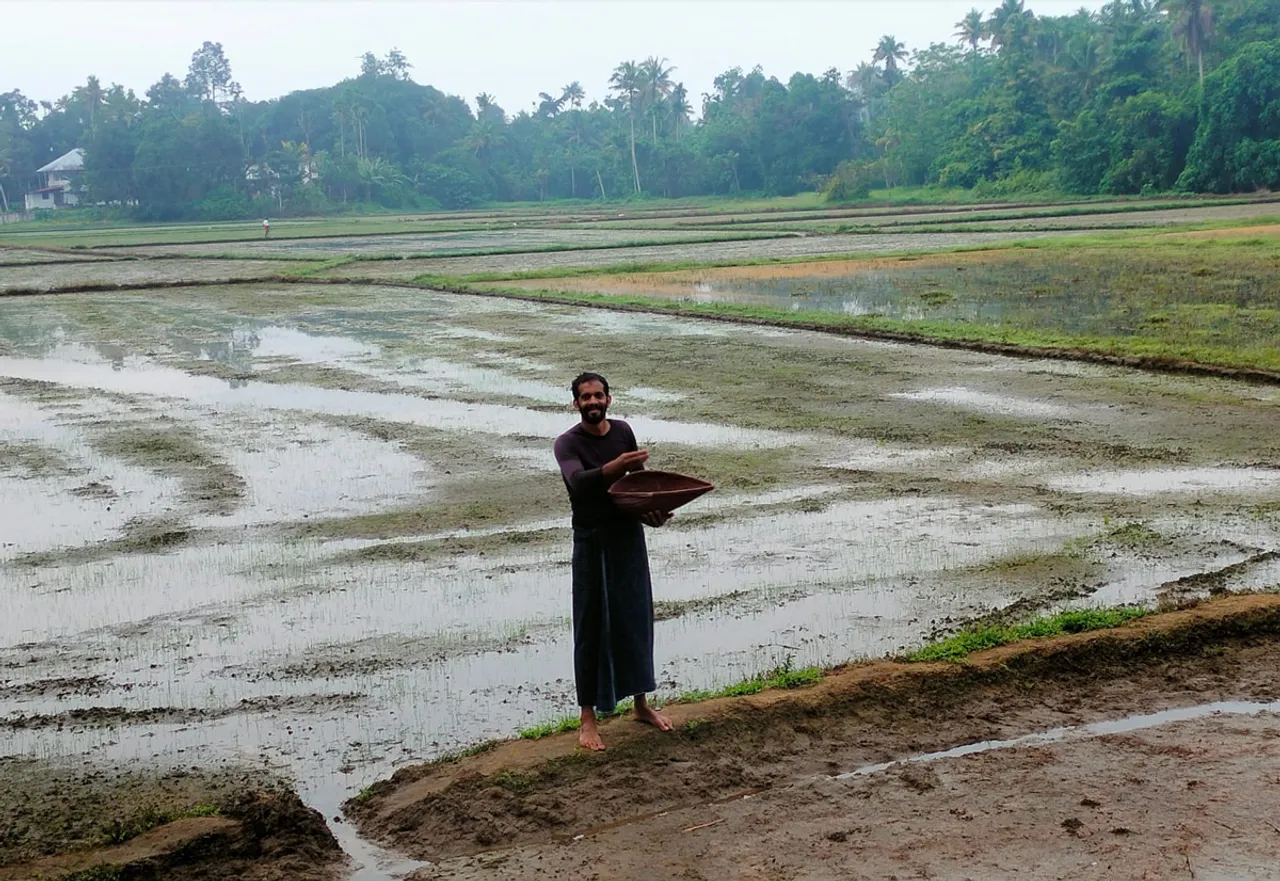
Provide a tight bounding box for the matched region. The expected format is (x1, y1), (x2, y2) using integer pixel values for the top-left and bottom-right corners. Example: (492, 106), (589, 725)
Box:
(348, 595), (1280, 880)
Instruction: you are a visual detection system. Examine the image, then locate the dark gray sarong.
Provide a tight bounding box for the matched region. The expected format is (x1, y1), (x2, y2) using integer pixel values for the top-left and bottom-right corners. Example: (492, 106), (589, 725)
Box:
(572, 519), (656, 714)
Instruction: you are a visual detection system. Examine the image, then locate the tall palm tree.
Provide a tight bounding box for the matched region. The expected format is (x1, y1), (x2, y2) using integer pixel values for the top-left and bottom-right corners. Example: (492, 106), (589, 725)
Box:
(872, 35), (908, 79)
(1161, 0), (1214, 87)
(955, 9), (986, 54)
(987, 0), (1031, 50)
(475, 93), (503, 124)
(561, 81), (585, 109)
(668, 83), (692, 143)
(355, 156), (406, 202)
(640, 56), (675, 146)
(536, 91), (565, 118)
(564, 110), (586, 197)
(72, 75), (105, 137)
(465, 120), (505, 162)
(609, 60), (643, 194)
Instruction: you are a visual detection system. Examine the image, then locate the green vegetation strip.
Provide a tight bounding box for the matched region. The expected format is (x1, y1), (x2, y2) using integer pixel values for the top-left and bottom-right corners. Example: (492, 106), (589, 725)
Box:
(909, 607), (1152, 663)
(413, 279), (1280, 379)
(518, 659), (823, 740)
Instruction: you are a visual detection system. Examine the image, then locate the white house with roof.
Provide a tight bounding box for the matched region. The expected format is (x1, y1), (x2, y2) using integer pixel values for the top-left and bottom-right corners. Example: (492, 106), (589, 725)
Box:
(25, 148), (84, 211)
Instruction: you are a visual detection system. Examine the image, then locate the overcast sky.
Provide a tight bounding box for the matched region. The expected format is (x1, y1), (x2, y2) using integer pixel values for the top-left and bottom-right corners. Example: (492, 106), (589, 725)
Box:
(7, 1), (1112, 115)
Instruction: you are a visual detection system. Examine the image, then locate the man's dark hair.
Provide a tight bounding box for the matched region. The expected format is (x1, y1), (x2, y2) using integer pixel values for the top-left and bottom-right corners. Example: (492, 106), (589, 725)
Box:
(571, 372), (609, 399)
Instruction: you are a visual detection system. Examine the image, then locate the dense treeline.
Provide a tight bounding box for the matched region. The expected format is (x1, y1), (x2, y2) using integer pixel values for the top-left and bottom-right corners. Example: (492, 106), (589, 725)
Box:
(1, 0), (1277, 219)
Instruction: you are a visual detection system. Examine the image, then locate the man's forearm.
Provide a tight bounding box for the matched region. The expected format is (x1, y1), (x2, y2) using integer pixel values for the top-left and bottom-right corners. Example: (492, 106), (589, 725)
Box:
(567, 466), (605, 497)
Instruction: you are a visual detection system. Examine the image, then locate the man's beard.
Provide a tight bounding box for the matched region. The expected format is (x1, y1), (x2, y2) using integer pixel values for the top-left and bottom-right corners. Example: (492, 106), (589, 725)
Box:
(580, 404), (607, 424)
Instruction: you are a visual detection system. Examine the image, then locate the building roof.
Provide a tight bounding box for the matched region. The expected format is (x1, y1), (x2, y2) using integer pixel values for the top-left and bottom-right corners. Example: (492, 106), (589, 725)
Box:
(37, 148), (85, 174)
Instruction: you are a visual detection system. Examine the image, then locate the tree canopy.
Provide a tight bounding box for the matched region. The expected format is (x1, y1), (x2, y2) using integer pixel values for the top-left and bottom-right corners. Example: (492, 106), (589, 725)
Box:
(2, 0), (1278, 219)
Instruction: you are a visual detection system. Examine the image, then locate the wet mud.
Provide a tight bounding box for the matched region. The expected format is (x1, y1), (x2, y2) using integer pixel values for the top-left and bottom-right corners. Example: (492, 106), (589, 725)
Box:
(0, 262), (1277, 878)
(0, 259), (300, 293)
(348, 595), (1280, 880)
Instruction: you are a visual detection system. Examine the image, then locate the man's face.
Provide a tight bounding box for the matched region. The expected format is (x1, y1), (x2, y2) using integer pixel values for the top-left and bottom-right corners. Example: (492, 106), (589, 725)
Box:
(574, 380), (610, 425)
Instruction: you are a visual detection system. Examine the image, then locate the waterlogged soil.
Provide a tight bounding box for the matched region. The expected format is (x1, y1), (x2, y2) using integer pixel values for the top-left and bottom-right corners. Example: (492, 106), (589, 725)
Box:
(0, 758), (342, 880)
(129, 227), (771, 258)
(490, 246), (1280, 370)
(0, 247), (115, 265)
(319, 230), (1086, 279)
(0, 257), (301, 292)
(0, 274), (1277, 876)
(352, 596), (1280, 881)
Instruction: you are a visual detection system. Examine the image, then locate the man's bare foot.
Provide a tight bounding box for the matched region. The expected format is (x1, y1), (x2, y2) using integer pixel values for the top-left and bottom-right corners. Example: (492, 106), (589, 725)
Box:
(633, 702), (674, 732)
(579, 712), (606, 751)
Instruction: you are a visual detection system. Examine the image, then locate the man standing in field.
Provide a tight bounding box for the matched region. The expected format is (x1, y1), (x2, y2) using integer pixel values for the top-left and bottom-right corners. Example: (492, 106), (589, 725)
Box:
(554, 372), (674, 750)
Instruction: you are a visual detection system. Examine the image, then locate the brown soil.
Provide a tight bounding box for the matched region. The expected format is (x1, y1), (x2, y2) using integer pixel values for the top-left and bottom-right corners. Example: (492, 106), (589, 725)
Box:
(348, 594), (1280, 880)
(0, 791), (342, 881)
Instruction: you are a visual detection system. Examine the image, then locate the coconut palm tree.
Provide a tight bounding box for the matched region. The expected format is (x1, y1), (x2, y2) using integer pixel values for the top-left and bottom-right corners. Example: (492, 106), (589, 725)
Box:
(71, 75), (105, 137)
(475, 93), (503, 124)
(1161, 0), (1214, 87)
(955, 9), (986, 55)
(668, 83), (692, 143)
(561, 81), (585, 109)
(640, 56), (675, 145)
(987, 0), (1032, 50)
(609, 60), (643, 194)
(872, 36), (908, 80)
(355, 156), (406, 202)
(536, 91), (565, 118)
(465, 119), (505, 162)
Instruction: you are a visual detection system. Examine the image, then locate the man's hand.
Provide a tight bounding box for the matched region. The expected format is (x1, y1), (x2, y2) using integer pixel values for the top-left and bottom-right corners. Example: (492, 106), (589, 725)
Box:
(602, 449), (649, 479)
(640, 510), (672, 528)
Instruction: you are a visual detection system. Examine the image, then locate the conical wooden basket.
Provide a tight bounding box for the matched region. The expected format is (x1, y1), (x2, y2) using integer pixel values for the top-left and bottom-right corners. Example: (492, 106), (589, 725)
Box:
(608, 470), (715, 515)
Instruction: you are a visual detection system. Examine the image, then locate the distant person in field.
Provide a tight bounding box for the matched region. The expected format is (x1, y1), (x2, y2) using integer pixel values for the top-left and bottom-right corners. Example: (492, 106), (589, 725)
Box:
(263, 218), (270, 238)
(554, 372), (674, 750)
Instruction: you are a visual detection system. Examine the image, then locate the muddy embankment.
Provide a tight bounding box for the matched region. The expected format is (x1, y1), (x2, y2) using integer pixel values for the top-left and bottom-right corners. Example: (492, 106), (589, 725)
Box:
(347, 594), (1280, 873)
(0, 784), (343, 881)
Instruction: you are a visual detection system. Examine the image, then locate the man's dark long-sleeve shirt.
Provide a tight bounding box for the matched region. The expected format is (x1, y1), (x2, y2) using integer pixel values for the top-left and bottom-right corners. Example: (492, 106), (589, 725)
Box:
(553, 420), (638, 529)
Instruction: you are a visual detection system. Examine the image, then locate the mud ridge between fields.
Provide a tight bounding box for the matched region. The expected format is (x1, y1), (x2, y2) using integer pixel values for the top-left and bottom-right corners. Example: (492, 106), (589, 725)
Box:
(0, 791), (343, 881)
(0, 693), (365, 731)
(8, 274), (1280, 385)
(345, 594), (1280, 861)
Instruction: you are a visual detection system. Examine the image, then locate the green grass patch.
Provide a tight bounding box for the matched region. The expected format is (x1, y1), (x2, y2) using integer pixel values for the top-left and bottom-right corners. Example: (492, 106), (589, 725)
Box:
(908, 606), (1151, 663)
(519, 700), (635, 740)
(518, 716), (582, 740)
(429, 239), (1280, 375)
(674, 656), (823, 704)
(62, 867), (124, 881)
(97, 803), (220, 846)
(1098, 521), (1172, 550)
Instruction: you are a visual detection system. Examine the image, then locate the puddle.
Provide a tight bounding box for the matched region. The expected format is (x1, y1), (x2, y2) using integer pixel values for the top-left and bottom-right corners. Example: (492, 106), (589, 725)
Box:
(249, 326), (379, 363)
(1045, 467), (1280, 496)
(190, 417), (433, 528)
(889, 387), (1078, 420)
(0, 353), (788, 449)
(0, 392), (186, 555)
(830, 700), (1280, 781)
(825, 440), (966, 472)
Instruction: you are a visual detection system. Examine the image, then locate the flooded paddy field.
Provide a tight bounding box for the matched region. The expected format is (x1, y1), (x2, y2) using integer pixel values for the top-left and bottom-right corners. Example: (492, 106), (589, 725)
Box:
(572, 196), (1280, 232)
(0, 257), (311, 294)
(490, 244), (1280, 373)
(124, 227), (778, 259)
(0, 248), (116, 266)
(1, 272), (1277, 874)
(322, 229), (1085, 280)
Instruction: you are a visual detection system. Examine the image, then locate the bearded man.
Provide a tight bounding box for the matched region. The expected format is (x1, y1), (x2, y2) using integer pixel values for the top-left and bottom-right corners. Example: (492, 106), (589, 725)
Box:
(553, 372), (674, 750)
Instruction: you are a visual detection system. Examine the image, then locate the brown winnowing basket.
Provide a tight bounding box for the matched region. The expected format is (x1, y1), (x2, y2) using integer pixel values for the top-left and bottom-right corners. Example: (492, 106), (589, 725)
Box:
(608, 470), (715, 515)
